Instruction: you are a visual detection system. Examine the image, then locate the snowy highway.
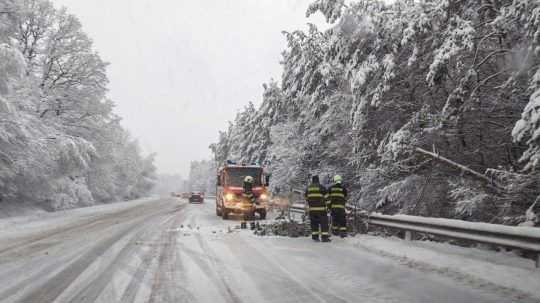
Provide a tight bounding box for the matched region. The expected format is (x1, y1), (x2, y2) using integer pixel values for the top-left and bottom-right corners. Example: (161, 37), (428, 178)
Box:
(0, 198), (537, 303)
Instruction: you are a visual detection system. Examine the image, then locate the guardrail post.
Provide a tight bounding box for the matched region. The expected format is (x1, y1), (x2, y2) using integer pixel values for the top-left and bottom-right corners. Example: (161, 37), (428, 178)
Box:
(287, 205), (291, 221)
(404, 230), (412, 241)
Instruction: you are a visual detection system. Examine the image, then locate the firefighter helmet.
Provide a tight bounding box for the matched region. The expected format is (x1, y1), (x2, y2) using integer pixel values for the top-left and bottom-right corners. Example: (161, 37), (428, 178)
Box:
(333, 175), (343, 184)
(244, 176), (254, 184)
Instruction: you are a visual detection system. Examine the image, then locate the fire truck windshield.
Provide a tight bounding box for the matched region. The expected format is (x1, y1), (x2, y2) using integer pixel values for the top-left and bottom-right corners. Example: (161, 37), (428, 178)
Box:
(226, 168), (262, 187)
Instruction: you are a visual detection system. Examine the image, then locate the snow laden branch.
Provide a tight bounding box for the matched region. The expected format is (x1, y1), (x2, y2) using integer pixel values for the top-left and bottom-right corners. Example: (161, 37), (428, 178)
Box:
(414, 147), (501, 188)
(306, 0), (347, 23)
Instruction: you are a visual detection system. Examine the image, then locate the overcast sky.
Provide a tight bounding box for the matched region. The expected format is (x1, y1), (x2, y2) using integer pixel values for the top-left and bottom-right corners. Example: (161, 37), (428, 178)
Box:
(50, 0), (328, 176)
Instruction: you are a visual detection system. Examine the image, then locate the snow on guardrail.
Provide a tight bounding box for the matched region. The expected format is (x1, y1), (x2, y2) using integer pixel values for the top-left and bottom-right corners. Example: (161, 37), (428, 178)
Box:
(287, 188), (540, 268)
(369, 213), (540, 240)
(367, 213), (540, 268)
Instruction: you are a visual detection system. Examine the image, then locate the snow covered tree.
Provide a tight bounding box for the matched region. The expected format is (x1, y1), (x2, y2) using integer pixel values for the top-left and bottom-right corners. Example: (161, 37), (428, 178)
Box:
(0, 0), (155, 211)
(211, 0), (540, 224)
(306, 0), (345, 23)
(187, 160), (216, 195)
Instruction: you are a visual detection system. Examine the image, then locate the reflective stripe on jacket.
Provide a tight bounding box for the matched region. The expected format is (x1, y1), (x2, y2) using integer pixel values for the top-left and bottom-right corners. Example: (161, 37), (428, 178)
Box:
(327, 184), (348, 209)
(305, 184), (327, 212)
(242, 192), (255, 203)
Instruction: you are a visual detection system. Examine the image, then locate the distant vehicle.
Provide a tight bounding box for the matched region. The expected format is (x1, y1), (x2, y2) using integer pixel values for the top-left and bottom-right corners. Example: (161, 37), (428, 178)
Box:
(189, 192), (204, 204)
(171, 192), (182, 198)
(216, 161), (270, 220)
(181, 192), (190, 199)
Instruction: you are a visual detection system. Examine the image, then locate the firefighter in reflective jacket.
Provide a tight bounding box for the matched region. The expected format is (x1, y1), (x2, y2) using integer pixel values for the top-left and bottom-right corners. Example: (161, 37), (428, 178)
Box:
(328, 175), (348, 238)
(242, 176), (256, 204)
(305, 175), (330, 242)
(241, 176), (256, 228)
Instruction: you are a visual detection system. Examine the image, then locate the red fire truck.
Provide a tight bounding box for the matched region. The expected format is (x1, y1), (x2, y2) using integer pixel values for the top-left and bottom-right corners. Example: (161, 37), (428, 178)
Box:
(216, 161), (270, 220)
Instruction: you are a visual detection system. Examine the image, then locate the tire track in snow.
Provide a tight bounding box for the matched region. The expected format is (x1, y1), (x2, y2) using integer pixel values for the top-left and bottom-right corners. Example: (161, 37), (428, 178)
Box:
(0, 200), (171, 261)
(0, 243), (88, 301)
(0, 204), (175, 297)
(225, 235), (347, 303)
(175, 204), (336, 303)
(68, 209), (181, 303)
(8, 202), (180, 303)
(15, 223), (138, 303)
(117, 243), (159, 303)
(193, 232), (243, 303)
(0, 218), (148, 302)
(119, 214), (182, 303)
(177, 241), (243, 303)
(148, 205), (196, 303)
(171, 206), (245, 303)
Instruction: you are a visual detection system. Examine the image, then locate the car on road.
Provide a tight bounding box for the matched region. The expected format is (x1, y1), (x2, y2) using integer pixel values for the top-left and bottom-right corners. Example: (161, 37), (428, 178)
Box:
(189, 192), (204, 204)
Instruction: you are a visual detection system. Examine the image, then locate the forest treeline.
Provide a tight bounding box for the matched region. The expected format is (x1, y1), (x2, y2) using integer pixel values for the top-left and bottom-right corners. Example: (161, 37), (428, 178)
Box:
(0, 0), (155, 211)
(210, 0), (540, 225)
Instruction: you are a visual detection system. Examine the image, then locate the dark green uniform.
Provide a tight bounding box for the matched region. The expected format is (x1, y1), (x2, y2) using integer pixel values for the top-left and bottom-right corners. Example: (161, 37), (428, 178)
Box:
(305, 183), (330, 241)
(327, 183), (348, 237)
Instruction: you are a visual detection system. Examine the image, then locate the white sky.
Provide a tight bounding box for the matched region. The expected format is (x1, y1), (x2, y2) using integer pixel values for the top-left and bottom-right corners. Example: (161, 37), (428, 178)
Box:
(50, 0), (328, 176)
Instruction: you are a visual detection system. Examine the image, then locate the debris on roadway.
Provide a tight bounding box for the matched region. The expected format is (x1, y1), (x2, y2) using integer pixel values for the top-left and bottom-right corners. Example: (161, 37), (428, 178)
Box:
(234, 219), (309, 237)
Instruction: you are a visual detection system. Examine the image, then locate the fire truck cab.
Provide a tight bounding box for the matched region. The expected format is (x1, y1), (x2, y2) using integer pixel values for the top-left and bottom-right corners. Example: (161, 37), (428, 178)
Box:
(216, 161), (270, 220)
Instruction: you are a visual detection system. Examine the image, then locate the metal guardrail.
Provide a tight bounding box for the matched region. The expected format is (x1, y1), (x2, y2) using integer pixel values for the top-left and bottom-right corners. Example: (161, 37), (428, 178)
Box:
(368, 213), (540, 268)
(287, 189), (306, 218)
(287, 189), (540, 268)
(289, 203), (306, 214)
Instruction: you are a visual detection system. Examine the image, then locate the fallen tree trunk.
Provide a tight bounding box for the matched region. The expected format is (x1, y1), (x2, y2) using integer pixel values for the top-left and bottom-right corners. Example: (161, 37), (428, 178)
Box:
(415, 147), (501, 188)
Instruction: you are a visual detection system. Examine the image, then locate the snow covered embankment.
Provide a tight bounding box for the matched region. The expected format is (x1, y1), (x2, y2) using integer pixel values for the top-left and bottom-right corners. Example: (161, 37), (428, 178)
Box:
(0, 197), (158, 238)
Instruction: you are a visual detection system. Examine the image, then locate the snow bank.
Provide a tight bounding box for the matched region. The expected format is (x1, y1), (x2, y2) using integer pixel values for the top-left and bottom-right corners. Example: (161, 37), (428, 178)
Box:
(0, 197), (157, 238)
(351, 235), (540, 300)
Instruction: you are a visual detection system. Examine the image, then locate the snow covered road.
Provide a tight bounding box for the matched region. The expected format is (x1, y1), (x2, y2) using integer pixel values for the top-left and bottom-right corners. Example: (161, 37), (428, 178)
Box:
(0, 198), (535, 303)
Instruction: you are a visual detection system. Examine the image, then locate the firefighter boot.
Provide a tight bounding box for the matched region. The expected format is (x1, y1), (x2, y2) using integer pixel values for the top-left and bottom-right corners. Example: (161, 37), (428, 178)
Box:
(312, 234), (320, 242)
(241, 221), (247, 229)
(321, 235), (331, 242)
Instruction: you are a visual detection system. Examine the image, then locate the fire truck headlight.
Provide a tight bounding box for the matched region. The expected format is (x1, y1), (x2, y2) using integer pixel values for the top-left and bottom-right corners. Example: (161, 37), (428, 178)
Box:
(225, 193), (235, 202)
(259, 193), (268, 201)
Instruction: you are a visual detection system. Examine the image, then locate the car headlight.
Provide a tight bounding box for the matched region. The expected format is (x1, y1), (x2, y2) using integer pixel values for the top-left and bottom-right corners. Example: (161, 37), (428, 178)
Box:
(259, 193), (268, 201)
(225, 193), (235, 201)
